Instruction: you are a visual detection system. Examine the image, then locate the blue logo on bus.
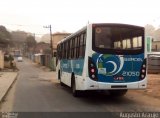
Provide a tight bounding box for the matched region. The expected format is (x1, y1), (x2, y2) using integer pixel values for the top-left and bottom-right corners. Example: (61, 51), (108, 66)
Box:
(97, 54), (124, 76)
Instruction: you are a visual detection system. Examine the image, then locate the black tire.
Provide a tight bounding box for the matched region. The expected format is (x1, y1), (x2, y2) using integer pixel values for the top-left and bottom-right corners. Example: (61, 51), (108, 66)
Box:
(109, 89), (128, 97)
(71, 76), (80, 97)
(60, 80), (65, 86)
(59, 70), (65, 86)
(58, 70), (61, 80)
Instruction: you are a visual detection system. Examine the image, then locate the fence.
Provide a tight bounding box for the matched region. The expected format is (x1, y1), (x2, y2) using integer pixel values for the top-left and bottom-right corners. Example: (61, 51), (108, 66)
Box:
(148, 54), (160, 73)
(33, 54), (55, 71)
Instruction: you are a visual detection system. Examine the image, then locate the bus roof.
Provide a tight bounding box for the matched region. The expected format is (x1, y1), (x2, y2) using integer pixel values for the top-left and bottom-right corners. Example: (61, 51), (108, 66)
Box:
(57, 25), (87, 45)
(57, 23), (144, 45)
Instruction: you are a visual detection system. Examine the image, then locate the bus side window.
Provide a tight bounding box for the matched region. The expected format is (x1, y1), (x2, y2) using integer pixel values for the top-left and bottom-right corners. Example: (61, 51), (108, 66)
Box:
(83, 32), (86, 57)
(76, 36), (80, 58)
(60, 44), (62, 59)
(72, 38), (75, 59)
(63, 42), (65, 59)
(79, 32), (86, 58)
(67, 40), (70, 59)
(59, 31), (86, 60)
(58, 44), (60, 59)
(75, 36), (77, 58)
(64, 42), (67, 59)
(69, 39), (72, 59)
(57, 44), (60, 59)
(74, 37), (77, 59)
(79, 34), (83, 58)
(71, 37), (75, 59)
(61, 43), (63, 59)
(65, 41), (67, 59)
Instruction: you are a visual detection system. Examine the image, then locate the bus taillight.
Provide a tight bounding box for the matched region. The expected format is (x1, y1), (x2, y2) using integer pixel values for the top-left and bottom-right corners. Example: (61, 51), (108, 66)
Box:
(139, 59), (147, 80)
(91, 68), (95, 73)
(88, 57), (98, 81)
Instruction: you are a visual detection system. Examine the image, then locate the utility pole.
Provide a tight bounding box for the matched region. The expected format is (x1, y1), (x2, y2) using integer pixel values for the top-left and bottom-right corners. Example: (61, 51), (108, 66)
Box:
(43, 25), (55, 71)
(33, 33), (36, 54)
(49, 25), (53, 57)
(43, 25), (53, 57)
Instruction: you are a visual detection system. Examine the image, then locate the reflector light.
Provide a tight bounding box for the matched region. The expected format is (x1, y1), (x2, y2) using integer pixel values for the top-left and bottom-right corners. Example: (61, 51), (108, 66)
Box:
(91, 64), (94, 67)
(92, 74), (95, 78)
(141, 75), (144, 78)
(88, 57), (98, 81)
(143, 64), (146, 68)
(139, 59), (147, 80)
(142, 69), (145, 73)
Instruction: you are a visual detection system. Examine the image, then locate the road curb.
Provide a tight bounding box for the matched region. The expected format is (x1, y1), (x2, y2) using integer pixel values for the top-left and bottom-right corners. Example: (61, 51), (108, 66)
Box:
(0, 72), (19, 104)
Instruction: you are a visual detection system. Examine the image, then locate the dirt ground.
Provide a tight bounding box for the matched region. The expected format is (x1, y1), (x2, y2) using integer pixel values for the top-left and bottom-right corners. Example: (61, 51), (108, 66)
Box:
(137, 74), (160, 99)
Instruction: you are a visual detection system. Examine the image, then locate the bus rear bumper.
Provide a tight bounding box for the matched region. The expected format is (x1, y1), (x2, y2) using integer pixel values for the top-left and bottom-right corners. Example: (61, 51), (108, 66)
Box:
(79, 77), (147, 90)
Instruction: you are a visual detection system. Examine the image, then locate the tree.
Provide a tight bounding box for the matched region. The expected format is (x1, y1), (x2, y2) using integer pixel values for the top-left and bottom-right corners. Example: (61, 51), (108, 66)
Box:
(0, 25), (12, 45)
(145, 24), (160, 41)
(11, 31), (28, 48)
(145, 24), (155, 36)
(11, 31), (28, 42)
(26, 35), (37, 48)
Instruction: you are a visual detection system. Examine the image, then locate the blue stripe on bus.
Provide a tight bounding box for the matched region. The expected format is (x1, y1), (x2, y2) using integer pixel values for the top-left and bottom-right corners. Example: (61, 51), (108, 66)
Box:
(60, 53), (145, 83)
(60, 59), (84, 76)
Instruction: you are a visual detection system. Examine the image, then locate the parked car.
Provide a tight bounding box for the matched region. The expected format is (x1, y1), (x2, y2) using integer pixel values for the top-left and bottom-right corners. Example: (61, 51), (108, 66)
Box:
(17, 56), (23, 62)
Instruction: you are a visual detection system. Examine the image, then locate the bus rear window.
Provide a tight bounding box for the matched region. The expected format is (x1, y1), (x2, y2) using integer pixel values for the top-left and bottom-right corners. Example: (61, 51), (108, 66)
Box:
(92, 24), (144, 54)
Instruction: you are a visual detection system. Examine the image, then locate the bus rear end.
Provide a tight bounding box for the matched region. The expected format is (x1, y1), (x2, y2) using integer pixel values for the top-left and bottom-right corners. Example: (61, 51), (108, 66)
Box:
(86, 23), (147, 95)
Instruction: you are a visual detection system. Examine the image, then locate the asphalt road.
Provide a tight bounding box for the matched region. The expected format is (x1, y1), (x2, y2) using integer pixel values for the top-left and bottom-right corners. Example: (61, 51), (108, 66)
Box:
(0, 58), (160, 117)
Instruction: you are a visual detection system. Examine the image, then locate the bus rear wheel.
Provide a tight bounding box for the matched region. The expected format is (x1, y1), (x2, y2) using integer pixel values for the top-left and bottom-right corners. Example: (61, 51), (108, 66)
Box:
(71, 77), (80, 97)
(109, 89), (128, 97)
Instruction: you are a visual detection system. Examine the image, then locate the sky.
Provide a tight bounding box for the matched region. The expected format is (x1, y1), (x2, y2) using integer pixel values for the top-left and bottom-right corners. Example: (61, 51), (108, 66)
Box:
(0, 0), (160, 36)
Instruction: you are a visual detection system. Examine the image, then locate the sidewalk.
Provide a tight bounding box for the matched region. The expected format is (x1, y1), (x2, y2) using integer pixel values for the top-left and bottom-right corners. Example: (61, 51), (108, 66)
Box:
(0, 72), (18, 103)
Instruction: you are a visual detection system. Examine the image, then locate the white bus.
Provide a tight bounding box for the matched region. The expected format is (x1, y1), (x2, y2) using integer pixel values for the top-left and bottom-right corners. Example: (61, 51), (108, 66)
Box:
(56, 23), (147, 97)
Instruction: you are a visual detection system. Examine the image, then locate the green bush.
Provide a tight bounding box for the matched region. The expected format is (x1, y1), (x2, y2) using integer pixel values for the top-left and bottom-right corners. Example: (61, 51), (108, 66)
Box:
(4, 55), (14, 62)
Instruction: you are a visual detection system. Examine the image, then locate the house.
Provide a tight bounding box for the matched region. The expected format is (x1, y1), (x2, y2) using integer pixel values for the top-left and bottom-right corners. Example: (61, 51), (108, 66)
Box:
(51, 32), (71, 56)
(34, 42), (52, 67)
(35, 42), (50, 54)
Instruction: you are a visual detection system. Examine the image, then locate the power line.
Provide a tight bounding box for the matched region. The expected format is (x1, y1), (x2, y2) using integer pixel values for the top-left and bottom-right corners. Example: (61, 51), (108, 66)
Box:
(10, 31), (48, 36)
(0, 23), (44, 27)
(0, 23), (51, 36)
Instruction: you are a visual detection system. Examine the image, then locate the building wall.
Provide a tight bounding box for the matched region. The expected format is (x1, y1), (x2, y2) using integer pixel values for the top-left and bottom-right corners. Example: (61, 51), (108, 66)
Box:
(35, 42), (50, 54)
(51, 33), (71, 52)
(0, 50), (4, 69)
